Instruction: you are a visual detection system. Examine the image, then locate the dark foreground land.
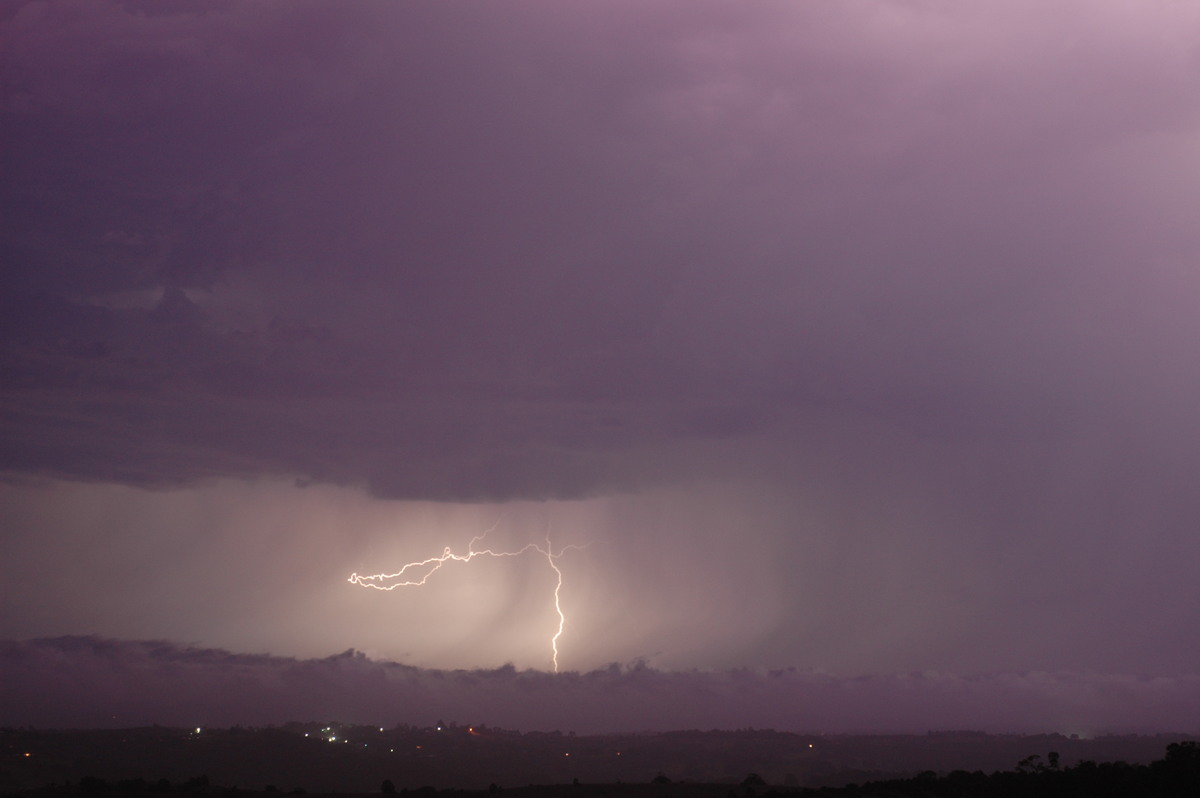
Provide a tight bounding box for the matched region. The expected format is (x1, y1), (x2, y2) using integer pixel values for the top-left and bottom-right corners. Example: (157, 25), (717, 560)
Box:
(4, 725), (1199, 797)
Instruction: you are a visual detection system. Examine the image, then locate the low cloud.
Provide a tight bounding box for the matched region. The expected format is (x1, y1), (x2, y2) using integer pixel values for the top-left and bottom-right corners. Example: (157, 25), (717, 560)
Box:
(4, 637), (1197, 735)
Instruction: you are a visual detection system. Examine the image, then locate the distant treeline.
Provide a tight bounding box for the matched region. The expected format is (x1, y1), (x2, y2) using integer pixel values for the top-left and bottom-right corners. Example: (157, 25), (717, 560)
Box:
(785, 741), (1200, 797)
(9, 742), (1200, 798)
(5, 725), (1199, 798)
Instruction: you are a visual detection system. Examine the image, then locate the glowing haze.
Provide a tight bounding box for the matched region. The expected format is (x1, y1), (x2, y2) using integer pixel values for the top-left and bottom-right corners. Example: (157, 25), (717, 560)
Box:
(347, 526), (584, 672)
(3, 0), (1200, 732)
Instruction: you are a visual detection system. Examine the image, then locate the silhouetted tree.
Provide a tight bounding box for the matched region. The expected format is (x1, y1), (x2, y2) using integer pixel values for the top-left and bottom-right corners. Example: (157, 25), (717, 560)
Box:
(1016, 754), (1043, 773)
(381, 779), (396, 794)
(1154, 741), (1200, 795)
(1163, 741), (1200, 766)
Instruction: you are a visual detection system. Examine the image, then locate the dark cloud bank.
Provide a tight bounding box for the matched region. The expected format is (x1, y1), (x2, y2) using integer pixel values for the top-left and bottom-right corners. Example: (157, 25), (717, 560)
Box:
(5, 0), (1200, 501)
(5, 637), (1198, 735)
(4, 0), (1200, 729)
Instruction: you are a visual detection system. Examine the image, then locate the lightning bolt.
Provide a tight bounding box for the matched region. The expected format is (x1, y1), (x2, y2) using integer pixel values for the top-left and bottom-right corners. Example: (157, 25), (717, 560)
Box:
(348, 526), (584, 672)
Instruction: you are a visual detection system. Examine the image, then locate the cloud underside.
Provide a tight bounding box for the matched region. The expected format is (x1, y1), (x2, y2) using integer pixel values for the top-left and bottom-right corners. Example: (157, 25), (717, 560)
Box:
(5, 1), (1200, 689)
(4, 1), (1200, 501)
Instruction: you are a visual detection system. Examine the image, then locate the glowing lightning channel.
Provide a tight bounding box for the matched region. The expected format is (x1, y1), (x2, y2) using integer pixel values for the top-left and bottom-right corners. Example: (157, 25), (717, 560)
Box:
(348, 528), (583, 672)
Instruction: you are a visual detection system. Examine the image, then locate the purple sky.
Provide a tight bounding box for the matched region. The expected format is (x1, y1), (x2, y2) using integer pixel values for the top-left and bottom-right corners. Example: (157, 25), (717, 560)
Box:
(3, 1), (1200, 732)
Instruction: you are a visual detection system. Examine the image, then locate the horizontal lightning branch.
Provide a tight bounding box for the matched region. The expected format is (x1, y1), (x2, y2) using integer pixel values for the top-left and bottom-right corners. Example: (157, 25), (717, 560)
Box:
(348, 530), (585, 672)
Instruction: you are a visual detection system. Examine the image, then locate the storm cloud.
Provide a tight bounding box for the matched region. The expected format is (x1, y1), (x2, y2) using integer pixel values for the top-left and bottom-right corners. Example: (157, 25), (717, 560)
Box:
(6, 1), (1200, 499)
(3, 0), (1200, 723)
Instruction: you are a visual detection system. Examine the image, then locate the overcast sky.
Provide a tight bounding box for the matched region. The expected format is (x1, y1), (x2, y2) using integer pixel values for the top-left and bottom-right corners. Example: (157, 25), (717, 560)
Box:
(3, 0), (1200, 731)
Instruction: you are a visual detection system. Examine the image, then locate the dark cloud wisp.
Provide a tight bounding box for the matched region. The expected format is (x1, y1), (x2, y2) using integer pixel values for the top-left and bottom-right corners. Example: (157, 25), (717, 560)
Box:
(6, 637), (1199, 735)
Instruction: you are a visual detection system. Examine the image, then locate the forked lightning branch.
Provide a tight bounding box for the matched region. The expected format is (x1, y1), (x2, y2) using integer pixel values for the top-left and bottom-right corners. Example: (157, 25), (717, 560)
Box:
(348, 530), (583, 672)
